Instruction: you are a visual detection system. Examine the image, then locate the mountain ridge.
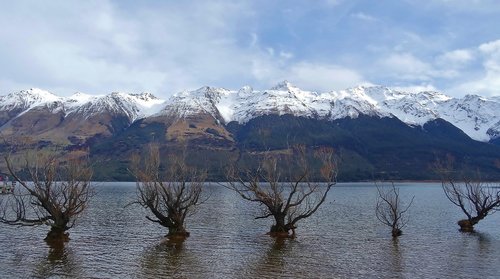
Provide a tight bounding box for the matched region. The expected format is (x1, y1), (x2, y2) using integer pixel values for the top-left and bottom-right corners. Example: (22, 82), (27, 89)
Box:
(1, 82), (499, 143)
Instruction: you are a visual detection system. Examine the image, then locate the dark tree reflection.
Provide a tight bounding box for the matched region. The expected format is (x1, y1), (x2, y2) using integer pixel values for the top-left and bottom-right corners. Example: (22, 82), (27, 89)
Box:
(388, 238), (404, 279)
(137, 239), (201, 278)
(246, 238), (295, 277)
(32, 241), (84, 278)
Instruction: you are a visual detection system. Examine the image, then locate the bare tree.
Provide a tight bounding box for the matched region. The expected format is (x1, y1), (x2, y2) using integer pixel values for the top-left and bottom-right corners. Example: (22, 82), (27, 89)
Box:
(375, 183), (414, 237)
(435, 157), (500, 232)
(130, 144), (207, 240)
(225, 145), (338, 238)
(0, 149), (93, 241)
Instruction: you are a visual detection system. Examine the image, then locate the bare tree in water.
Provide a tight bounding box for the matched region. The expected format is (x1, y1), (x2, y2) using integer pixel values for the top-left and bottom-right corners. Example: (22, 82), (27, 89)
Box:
(226, 145), (338, 238)
(130, 144), (207, 240)
(0, 149), (93, 242)
(435, 157), (500, 232)
(375, 183), (414, 237)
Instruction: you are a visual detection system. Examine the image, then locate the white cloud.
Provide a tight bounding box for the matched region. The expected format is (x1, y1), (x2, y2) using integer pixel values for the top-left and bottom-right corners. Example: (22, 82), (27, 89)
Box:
(431, 49), (475, 83)
(377, 51), (464, 85)
(452, 78), (500, 97)
(279, 51), (294, 60)
(444, 39), (500, 96)
(266, 48), (275, 56)
(380, 53), (432, 81)
(351, 12), (377, 22)
(285, 62), (366, 92)
(479, 40), (500, 74)
(249, 56), (367, 92)
(34, 42), (166, 90)
(479, 40), (500, 53)
(436, 49), (474, 66)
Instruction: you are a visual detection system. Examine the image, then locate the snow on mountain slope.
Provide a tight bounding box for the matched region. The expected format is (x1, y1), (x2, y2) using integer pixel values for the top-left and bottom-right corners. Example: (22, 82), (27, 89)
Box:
(160, 83), (433, 125)
(438, 95), (500, 141)
(350, 86), (445, 124)
(1, 82), (499, 142)
(318, 87), (385, 120)
(158, 86), (230, 121)
(0, 89), (165, 123)
(230, 81), (318, 123)
(0, 88), (62, 114)
(159, 81), (500, 142)
(64, 92), (96, 109)
(71, 92), (165, 122)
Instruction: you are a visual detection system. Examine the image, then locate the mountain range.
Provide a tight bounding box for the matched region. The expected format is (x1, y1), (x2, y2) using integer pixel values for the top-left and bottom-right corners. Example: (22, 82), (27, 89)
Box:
(1, 81), (499, 181)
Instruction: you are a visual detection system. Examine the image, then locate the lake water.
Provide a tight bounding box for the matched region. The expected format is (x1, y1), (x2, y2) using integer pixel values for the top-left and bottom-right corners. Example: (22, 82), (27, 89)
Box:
(1, 182), (499, 278)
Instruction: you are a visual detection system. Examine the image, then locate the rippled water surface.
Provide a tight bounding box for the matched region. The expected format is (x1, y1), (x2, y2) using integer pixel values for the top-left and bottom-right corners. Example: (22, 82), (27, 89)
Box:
(1, 182), (500, 278)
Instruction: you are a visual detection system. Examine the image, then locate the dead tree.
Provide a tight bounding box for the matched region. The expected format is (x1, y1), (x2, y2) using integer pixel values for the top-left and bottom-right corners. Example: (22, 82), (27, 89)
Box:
(436, 157), (500, 232)
(130, 144), (207, 239)
(226, 145), (338, 238)
(0, 149), (93, 241)
(375, 183), (414, 237)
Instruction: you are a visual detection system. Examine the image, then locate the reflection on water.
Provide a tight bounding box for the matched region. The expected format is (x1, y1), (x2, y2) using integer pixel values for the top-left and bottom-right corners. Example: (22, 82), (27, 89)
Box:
(246, 238), (296, 278)
(32, 241), (85, 279)
(0, 182), (500, 278)
(137, 239), (197, 279)
(389, 238), (403, 279)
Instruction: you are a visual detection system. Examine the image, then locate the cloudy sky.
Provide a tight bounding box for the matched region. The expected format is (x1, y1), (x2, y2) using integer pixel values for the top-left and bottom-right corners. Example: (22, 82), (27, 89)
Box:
(0, 0), (499, 97)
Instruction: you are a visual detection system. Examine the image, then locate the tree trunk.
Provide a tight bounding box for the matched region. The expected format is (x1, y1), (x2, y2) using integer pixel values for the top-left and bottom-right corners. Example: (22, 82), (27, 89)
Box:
(391, 228), (402, 237)
(458, 218), (480, 232)
(269, 214), (291, 238)
(167, 225), (190, 240)
(45, 226), (69, 242)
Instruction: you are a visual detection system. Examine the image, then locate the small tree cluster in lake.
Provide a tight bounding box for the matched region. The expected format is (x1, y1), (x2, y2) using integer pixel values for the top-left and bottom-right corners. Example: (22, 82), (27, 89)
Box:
(0, 147), (93, 242)
(129, 143), (206, 240)
(375, 182), (414, 237)
(435, 156), (500, 232)
(225, 145), (338, 238)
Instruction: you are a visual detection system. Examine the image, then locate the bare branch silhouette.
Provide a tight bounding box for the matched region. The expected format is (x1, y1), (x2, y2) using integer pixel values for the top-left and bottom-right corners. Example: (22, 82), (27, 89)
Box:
(225, 145), (338, 238)
(375, 182), (414, 237)
(130, 144), (207, 240)
(1, 146), (93, 242)
(435, 156), (500, 232)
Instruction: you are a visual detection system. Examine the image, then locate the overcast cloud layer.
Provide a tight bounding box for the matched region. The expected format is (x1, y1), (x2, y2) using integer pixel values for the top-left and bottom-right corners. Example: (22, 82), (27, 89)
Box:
(1, 0), (499, 97)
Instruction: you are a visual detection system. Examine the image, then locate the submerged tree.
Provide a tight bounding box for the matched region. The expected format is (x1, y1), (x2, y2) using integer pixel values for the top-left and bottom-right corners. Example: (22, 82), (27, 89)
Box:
(226, 145), (338, 238)
(436, 157), (500, 232)
(0, 149), (93, 242)
(375, 183), (414, 237)
(130, 144), (207, 240)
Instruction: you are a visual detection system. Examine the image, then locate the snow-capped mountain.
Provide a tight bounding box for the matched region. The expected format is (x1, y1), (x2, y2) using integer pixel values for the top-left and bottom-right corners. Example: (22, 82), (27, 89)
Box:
(0, 89), (166, 124)
(1, 82), (499, 142)
(0, 88), (61, 113)
(158, 81), (500, 142)
(157, 86), (230, 120)
(70, 92), (164, 122)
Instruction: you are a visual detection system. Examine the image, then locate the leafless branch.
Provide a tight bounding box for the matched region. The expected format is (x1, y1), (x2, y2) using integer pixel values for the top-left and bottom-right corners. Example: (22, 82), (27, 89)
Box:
(435, 156), (500, 232)
(375, 182), (414, 237)
(130, 143), (207, 239)
(1, 145), (93, 241)
(225, 144), (338, 237)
